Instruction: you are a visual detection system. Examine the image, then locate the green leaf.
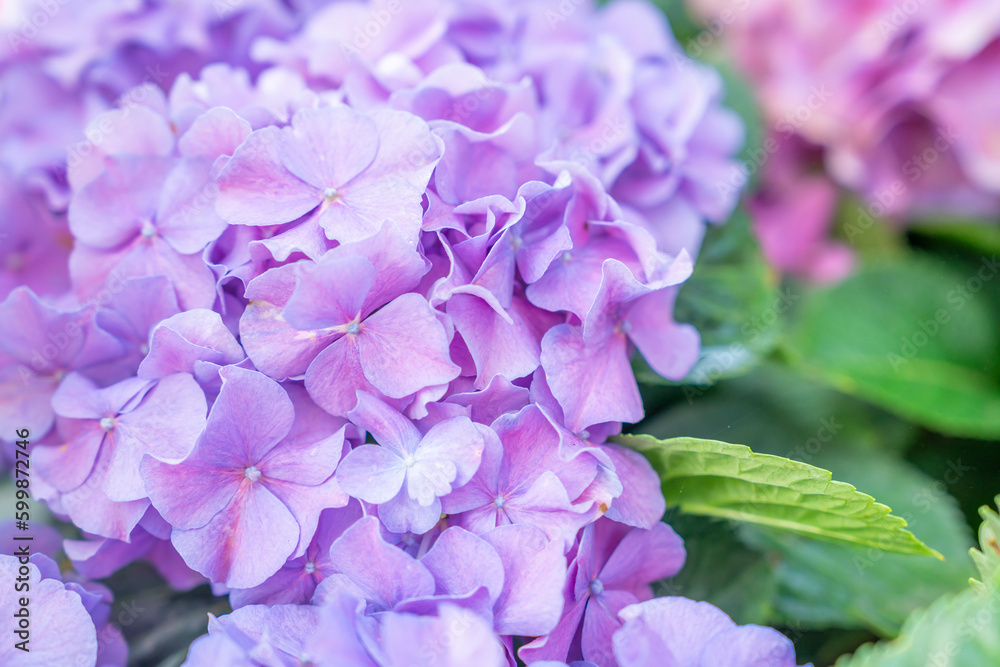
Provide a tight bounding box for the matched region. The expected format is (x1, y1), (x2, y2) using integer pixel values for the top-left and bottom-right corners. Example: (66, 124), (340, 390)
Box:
(739, 451), (975, 636)
(784, 256), (1000, 439)
(911, 221), (1000, 256)
(834, 589), (1000, 667)
(617, 434), (940, 558)
(638, 364), (975, 636)
(971, 496), (1000, 594)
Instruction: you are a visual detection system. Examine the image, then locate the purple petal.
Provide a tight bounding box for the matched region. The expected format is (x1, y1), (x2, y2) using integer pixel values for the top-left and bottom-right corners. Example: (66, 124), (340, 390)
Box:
(51, 372), (114, 420)
(261, 428), (346, 486)
(444, 374), (530, 425)
(201, 366), (295, 467)
(503, 472), (592, 550)
(623, 288), (700, 381)
(700, 625), (800, 667)
(319, 177), (425, 246)
(106, 373), (208, 501)
(61, 471), (149, 542)
(601, 445), (667, 529)
(33, 424), (104, 493)
(357, 293), (460, 398)
(378, 485), (444, 535)
(347, 391), (423, 456)
(379, 603), (507, 667)
(0, 560), (97, 666)
(582, 589), (640, 667)
(448, 293), (541, 389)
(540, 324), (642, 432)
(284, 255), (373, 330)
(615, 598), (735, 667)
(171, 484), (300, 588)
(141, 456), (240, 531)
(336, 444), (406, 504)
(482, 525), (567, 636)
(156, 159), (231, 254)
(138, 310), (245, 380)
(0, 287), (91, 372)
(415, 416), (484, 490)
(68, 155), (172, 249)
(333, 222), (429, 313)
(280, 106), (379, 190)
(305, 335), (377, 417)
(517, 597), (588, 666)
(328, 516), (435, 610)
(268, 474), (350, 558)
(240, 264), (335, 380)
(420, 526), (505, 602)
(216, 126), (320, 226)
(178, 107), (253, 160)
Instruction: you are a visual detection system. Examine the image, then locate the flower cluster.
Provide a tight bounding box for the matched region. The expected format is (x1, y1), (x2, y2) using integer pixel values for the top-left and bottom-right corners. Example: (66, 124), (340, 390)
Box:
(688, 0), (1000, 281)
(1, 0), (809, 665)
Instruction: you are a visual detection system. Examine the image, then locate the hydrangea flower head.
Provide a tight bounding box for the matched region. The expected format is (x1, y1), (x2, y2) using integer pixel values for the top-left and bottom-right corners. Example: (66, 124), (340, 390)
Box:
(0, 2), (807, 666)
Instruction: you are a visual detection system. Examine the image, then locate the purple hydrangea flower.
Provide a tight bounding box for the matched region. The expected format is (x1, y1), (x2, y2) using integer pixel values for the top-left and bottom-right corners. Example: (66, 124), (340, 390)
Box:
(441, 405), (598, 548)
(336, 393), (484, 533)
(141, 366), (348, 587)
(613, 597), (812, 667)
(33, 371), (207, 540)
(216, 105), (441, 246)
(0, 2), (766, 664)
(521, 518), (686, 666)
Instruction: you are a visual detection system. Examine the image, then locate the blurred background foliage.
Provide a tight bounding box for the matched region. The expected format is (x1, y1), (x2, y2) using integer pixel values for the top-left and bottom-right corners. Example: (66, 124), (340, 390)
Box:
(624, 5), (1000, 663)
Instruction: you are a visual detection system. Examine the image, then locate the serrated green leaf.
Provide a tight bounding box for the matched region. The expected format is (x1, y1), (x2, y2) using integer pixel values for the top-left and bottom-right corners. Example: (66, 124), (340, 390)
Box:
(617, 434), (940, 558)
(971, 496), (1000, 594)
(739, 451), (975, 637)
(784, 256), (1000, 439)
(640, 364), (974, 636)
(834, 589), (1000, 667)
